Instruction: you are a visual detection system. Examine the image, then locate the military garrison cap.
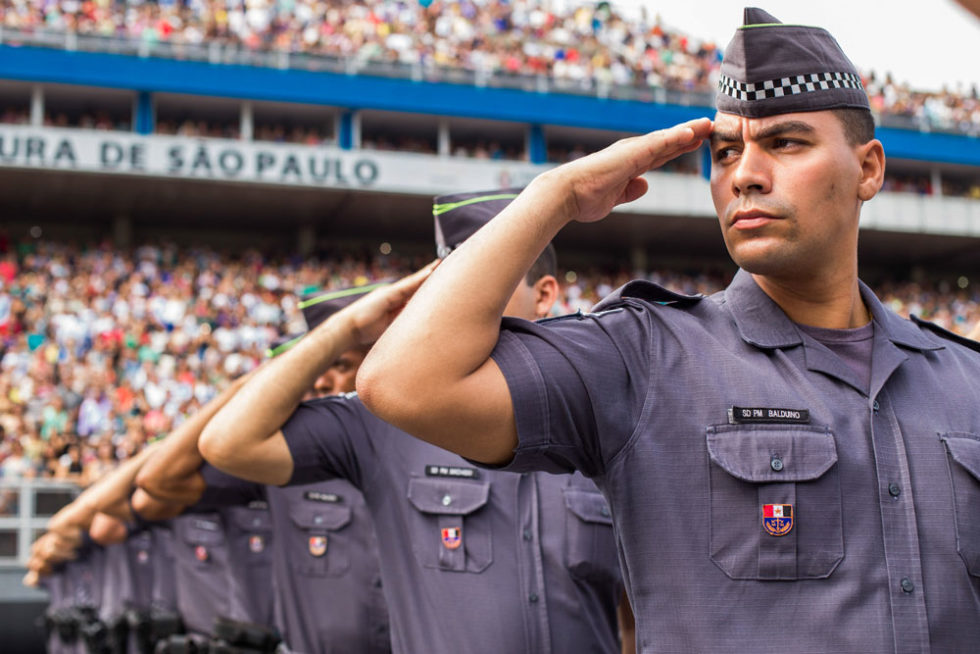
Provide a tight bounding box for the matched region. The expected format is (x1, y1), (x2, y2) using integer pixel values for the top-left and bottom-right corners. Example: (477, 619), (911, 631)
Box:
(299, 283), (387, 331)
(266, 283), (386, 358)
(432, 189), (522, 258)
(716, 7), (869, 117)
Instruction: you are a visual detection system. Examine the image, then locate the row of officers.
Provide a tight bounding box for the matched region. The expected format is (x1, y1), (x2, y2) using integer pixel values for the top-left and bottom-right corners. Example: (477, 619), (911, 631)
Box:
(25, 189), (636, 654)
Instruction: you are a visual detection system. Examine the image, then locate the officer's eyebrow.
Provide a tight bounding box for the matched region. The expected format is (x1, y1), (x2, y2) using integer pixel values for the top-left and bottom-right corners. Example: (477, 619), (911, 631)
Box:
(710, 120), (816, 148)
(754, 120), (816, 141)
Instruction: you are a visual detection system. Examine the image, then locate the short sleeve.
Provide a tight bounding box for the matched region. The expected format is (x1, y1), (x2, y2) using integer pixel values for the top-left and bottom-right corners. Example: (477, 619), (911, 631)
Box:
(195, 464), (265, 509)
(489, 304), (653, 477)
(280, 395), (374, 488)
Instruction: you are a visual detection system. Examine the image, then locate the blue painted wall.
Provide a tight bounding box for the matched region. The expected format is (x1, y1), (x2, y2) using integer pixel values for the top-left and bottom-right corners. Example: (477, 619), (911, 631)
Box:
(2, 45), (977, 167)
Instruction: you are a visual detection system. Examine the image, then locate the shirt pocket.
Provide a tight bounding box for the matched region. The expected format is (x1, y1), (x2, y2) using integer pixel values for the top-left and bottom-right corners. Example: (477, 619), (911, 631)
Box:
(179, 518), (227, 569)
(287, 502), (352, 577)
(940, 432), (980, 577)
(406, 477), (493, 573)
(706, 424), (843, 580)
(563, 488), (620, 583)
(225, 506), (273, 561)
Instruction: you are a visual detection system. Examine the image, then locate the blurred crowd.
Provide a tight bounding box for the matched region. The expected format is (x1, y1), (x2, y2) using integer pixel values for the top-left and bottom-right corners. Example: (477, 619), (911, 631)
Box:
(1, 0), (978, 134)
(1, 239), (978, 499)
(0, 240), (421, 500)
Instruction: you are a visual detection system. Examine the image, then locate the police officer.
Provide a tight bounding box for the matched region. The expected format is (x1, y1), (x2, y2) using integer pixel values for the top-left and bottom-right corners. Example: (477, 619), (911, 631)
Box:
(134, 293), (391, 654)
(199, 200), (631, 654)
(88, 513), (152, 654)
(27, 443), (163, 653)
(356, 7), (980, 653)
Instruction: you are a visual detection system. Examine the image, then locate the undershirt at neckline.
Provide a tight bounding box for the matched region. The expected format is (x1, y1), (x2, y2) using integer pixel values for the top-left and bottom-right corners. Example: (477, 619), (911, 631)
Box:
(796, 321), (874, 394)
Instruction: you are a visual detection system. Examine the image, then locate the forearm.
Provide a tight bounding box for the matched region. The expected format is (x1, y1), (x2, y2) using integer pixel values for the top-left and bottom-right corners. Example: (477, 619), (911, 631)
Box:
(47, 446), (156, 532)
(200, 314), (356, 468)
(85, 441), (161, 515)
(359, 174), (571, 414)
(137, 373), (250, 499)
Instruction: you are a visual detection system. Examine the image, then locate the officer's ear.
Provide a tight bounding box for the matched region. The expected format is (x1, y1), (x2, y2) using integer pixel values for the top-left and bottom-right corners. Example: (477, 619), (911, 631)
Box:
(856, 139), (885, 202)
(531, 275), (560, 319)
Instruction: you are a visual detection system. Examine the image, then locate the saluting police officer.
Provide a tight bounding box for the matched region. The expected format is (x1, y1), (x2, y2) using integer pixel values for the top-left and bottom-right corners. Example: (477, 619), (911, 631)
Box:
(356, 8), (980, 653)
(134, 293), (392, 654)
(199, 194), (633, 654)
(88, 513), (155, 654)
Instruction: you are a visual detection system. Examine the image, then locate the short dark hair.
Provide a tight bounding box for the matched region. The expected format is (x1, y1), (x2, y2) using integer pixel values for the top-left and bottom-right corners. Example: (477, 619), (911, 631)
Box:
(832, 108), (876, 145)
(525, 243), (557, 285)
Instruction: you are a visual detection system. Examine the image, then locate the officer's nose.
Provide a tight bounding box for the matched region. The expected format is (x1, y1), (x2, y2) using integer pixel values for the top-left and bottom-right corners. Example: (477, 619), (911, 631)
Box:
(314, 371), (334, 396)
(731, 143), (772, 198)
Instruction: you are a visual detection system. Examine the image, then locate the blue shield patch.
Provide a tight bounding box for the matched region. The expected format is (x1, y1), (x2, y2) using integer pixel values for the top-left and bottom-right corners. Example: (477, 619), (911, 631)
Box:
(762, 504), (794, 536)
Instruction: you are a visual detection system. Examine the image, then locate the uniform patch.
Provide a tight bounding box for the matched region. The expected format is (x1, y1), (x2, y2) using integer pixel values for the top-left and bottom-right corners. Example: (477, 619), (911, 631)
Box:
(308, 536), (328, 557)
(304, 491), (342, 503)
(249, 535), (265, 553)
(762, 504), (794, 536)
(194, 545), (209, 562)
(729, 406), (810, 424)
(425, 465), (478, 479)
(441, 527), (462, 550)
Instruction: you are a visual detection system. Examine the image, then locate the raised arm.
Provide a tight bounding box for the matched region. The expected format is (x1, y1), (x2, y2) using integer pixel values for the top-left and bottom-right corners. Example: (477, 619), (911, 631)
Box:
(45, 440), (162, 533)
(199, 264), (436, 485)
(135, 372), (252, 504)
(357, 119), (711, 463)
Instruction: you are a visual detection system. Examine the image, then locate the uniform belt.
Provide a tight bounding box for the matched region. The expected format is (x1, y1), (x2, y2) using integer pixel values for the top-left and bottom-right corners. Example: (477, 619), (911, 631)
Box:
(210, 616), (281, 654)
(156, 632), (211, 654)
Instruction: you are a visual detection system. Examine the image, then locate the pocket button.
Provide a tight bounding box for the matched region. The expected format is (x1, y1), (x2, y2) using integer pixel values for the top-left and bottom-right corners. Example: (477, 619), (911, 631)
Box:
(770, 456), (784, 472)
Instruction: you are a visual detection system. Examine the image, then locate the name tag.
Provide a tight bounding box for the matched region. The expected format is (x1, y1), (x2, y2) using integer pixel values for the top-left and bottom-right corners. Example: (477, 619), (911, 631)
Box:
(304, 491), (342, 504)
(728, 406), (810, 424)
(425, 465), (479, 479)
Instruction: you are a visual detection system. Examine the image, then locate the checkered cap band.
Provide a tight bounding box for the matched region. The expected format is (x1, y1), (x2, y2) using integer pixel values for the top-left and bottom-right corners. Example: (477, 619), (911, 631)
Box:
(718, 71), (863, 102)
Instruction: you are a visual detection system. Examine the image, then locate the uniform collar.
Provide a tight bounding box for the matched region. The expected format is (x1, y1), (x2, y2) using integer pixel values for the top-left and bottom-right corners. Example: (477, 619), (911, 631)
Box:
(725, 269), (944, 352)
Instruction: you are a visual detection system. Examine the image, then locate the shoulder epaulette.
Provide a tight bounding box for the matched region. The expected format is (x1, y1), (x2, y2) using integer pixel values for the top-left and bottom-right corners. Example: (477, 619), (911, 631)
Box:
(911, 315), (980, 354)
(536, 308), (625, 325)
(593, 280), (704, 312)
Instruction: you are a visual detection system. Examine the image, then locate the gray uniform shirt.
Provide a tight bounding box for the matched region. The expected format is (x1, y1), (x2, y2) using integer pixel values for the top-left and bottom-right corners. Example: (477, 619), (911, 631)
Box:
(283, 395), (623, 654)
(171, 512), (231, 635)
(221, 502), (275, 626)
(99, 542), (132, 623)
(199, 465), (391, 654)
(489, 269), (980, 653)
(149, 523), (177, 611)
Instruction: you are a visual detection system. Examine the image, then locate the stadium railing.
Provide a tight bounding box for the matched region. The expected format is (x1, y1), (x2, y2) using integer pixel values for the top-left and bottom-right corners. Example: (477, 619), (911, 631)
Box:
(0, 479), (79, 568)
(0, 26), (713, 106)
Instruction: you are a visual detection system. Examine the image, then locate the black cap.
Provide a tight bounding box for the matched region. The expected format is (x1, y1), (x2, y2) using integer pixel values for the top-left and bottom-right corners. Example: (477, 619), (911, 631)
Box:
(432, 189), (522, 258)
(266, 333), (304, 359)
(298, 282), (388, 331)
(716, 8), (869, 118)
(266, 282), (387, 359)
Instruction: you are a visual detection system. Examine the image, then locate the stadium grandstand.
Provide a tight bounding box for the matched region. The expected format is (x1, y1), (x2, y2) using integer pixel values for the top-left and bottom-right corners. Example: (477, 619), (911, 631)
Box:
(1, 0), (979, 650)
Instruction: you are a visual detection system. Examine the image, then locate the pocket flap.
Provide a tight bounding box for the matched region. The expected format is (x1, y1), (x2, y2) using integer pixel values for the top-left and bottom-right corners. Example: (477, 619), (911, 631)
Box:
(707, 425), (837, 482)
(225, 506), (272, 532)
(942, 433), (980, 482)
(407, 477), (490, 515)
(287, 502), (352, 531)
(180, 516), (225, 545)
(564, 489), (613, 525)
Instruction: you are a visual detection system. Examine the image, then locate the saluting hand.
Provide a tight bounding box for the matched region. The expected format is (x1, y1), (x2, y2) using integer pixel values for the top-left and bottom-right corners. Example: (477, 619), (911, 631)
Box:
(535, 118), (712, 226)
(340, 260), (440, 346)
